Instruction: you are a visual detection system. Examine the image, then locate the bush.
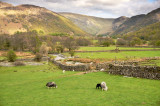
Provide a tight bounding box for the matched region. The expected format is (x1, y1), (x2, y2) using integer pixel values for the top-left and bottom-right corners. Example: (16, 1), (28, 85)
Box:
(98, 37), (115, 46)
(102, 41), (110, 47)
(56, 45), (64, 53)
(155, 40), (160, 47)
(39, 42), (49, 56)
(34, 53), (43, 62)
(69, 50), (75, 57)
(6, 50), (17, 62)
(13, 61), (25, 66)
(116, 38), (126, 45)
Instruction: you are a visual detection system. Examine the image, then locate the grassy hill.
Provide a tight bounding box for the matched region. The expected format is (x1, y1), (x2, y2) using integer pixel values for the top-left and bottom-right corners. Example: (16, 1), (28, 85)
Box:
(122, 22), (160, 41)
(60, 12), (114, 35)
(0, 2), (89, 36)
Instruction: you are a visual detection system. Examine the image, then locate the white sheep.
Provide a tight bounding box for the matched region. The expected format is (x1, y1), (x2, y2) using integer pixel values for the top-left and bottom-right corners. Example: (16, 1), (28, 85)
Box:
(63, 70), (65, 73)
(100, 68), (104, 71)
(101, 81), (108, 91)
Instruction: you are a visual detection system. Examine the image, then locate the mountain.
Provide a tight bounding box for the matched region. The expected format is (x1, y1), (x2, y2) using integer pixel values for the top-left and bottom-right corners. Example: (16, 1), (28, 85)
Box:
(60, 12), (114, 35)
(60, 8), (160, 36)
(122, 22), (160, 41)
(112, 8), (160, 35)
(1, 1), (159, 36)
(112, 16), (129, 30)
(0, 1), (12, 8)
(0, 2), (89, 36)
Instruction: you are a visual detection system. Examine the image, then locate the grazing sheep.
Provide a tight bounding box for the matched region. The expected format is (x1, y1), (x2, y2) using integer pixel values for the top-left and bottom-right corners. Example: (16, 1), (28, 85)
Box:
(100, 68), (104, 71)
(90, 62), (93, 65)
(73, 69), (74, 72)
(46, 82), (57, 88)
(96, 83), (102, 89)
(63, 70), (65, 73)
(101, 81), (108, 91)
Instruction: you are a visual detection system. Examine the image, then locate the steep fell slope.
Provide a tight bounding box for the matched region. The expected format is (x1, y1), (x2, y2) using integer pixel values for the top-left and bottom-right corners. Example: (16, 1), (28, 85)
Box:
(60, 12), (114, 35)
(0, 2), (89, 36)
(112, 8), (160, 35)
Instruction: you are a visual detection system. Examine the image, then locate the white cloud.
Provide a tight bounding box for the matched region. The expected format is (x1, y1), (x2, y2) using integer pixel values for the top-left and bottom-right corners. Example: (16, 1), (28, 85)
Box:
(0, 0), (160, 18)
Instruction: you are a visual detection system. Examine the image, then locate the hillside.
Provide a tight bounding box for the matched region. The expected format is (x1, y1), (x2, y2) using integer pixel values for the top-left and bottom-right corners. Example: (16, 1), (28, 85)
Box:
(60, 8), (160, 36)
(112, 16), (129, 30)
(122, 22), (160, 41)
(0, 2), (89, 36)
(60, 12), (114, 35)
(112, 8), (160, 35)
(0, 1), (12, 8)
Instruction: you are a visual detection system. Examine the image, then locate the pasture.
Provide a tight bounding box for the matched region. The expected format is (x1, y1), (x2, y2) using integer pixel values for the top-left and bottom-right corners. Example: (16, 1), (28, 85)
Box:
(78, 46), (160, 51)
(74, 51), (160, 61)
(0, 64), (160, 106)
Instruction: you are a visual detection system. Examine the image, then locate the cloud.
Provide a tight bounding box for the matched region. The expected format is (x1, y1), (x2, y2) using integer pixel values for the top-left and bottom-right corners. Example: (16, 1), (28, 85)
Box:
(0, 0), (160, 18)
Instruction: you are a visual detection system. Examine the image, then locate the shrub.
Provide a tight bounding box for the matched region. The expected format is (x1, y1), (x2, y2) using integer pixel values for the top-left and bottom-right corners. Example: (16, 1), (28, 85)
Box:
(13, 61), (25, 66)
(56, 45), (64, 53)
(69, 50), (75, 57)
(39, 42), (49, 56)
(98, 37), (115, 46)
(34, 53), (43, 62)
(155, 40), (160, 47)
(6, 50), (17, 62)
(116, 38), (126, 45)
(102, 41), (110, 47)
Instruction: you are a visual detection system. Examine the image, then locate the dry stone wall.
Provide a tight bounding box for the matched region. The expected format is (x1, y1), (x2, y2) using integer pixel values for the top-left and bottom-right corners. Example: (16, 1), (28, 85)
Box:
(52, 60), (90, 71)
(51, 57), (160, 80)
(108, 64), (160, 80)
(96, 61), (138, 70)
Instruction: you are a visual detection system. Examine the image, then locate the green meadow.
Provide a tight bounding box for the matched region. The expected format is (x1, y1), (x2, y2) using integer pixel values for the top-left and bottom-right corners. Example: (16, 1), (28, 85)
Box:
(0, 64), (160, 106)
(74, 51), (160, 61)
(78, 46), (159, 51)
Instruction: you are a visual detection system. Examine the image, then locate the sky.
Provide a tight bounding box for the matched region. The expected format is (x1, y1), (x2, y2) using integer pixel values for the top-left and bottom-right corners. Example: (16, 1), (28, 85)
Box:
(0, 0), (160, 18)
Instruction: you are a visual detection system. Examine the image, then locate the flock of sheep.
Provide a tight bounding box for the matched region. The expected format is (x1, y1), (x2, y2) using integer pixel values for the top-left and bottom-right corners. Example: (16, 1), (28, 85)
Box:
(46, 69), (108, 91)
(46, 81), (108, 91)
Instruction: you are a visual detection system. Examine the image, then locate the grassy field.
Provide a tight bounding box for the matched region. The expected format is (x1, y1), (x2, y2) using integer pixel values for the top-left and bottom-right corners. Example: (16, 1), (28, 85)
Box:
(0, 64), (160, 106)
(74, 51), (160, 61)
(0, 56), (6, 61)
(78, 46), (160, 51)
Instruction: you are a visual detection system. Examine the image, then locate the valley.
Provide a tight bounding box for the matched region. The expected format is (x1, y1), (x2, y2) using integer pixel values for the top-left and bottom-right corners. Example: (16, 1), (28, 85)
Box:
(0, 1), (160, 106)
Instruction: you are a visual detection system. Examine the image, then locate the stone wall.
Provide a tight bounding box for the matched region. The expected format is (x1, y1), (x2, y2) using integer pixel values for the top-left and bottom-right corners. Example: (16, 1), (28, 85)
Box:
(108, 64), (160, 80)
(52, 60), (90, 71)
(96, 61), (138, 70)
(51, 57), (160, 80)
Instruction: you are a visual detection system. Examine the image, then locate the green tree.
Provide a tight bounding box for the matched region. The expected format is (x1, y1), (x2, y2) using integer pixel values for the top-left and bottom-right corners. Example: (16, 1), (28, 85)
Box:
(69, 50), (75, 57)
(6, 50), (17, 62)
(155, 40), (160, 47)
(130, 37), (142, 46)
